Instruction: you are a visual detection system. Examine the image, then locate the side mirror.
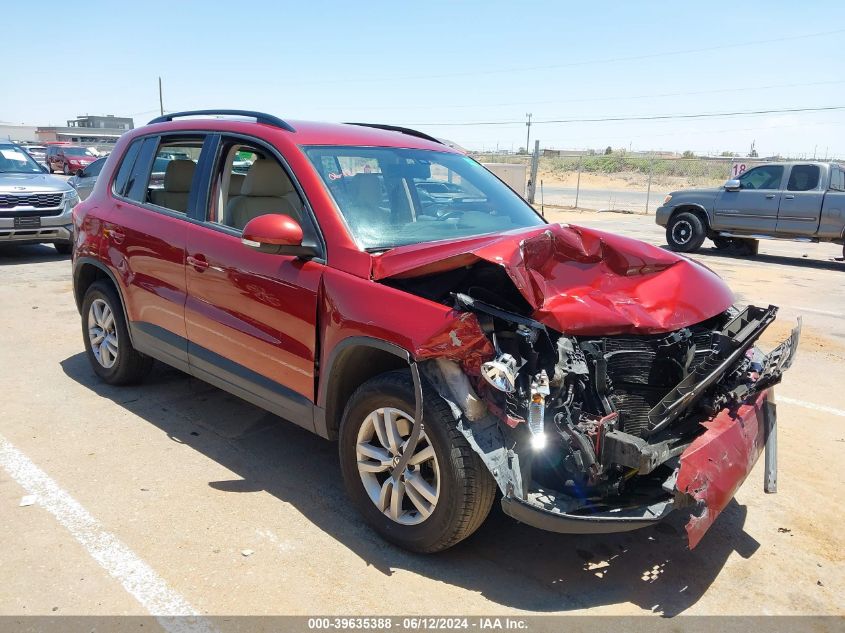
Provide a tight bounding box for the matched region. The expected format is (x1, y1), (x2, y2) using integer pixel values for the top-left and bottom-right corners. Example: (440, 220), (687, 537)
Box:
(241, 214), (318, 258)
(76, 169), (84, 177)
(724, 179), (741, 191)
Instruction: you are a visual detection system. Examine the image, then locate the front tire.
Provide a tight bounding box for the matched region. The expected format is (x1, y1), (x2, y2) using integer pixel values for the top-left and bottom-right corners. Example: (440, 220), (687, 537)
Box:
(339, 370), (495, 553)
(666, 211), (706, 252)
(81, 280), (153, 385)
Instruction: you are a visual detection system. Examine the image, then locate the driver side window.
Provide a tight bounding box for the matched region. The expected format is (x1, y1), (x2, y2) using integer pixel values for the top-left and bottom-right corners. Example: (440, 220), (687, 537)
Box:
(738, 165), (784, 190)
(207, 139), (304, 232)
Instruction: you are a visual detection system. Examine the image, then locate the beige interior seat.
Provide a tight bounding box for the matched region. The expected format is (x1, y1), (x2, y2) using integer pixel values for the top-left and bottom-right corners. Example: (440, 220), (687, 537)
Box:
(228, 173), (246, 197)
(225, 159), (300, 230)
(150, 159), (195, 212)
(349, 173), (383, 208)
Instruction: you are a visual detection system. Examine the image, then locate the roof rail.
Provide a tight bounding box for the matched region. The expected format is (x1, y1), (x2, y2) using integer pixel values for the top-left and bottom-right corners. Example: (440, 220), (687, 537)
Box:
(148, 110), (295, 132)
(345, 122), (442, 145)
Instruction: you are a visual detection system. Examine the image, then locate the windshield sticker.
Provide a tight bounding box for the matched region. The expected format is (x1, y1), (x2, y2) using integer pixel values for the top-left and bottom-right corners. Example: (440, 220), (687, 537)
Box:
(328, 172), (343, 180)
(1, 150), (28, 161)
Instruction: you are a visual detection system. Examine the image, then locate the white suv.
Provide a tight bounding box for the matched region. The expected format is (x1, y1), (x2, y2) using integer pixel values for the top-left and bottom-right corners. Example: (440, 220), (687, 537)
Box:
(0, 142), (79, 253)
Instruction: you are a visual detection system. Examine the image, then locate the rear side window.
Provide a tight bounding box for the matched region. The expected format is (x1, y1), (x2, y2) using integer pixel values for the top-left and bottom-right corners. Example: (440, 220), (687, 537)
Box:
(787, 165), (820, 191)
(112, 140), (143, 197)
(85, 157), (106, 177)
(828, 167), (844, 192)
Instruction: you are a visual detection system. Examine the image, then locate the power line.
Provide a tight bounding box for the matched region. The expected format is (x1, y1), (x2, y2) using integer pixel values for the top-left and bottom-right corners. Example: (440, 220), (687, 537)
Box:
(288, 28), (845, 86)
(310, 79), (845, 112)
(407, 105), (845, 127)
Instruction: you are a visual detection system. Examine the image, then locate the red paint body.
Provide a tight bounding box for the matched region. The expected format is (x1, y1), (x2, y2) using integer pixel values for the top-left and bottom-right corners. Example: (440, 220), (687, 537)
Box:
(71, 115), (771, 547)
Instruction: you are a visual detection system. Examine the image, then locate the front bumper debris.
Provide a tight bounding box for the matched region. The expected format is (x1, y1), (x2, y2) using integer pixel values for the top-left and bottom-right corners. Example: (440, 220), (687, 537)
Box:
(675, 390), (776, 548)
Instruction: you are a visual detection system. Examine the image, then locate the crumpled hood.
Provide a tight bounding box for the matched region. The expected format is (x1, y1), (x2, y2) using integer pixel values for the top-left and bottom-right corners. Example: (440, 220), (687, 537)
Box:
(371, 223), (734, 335)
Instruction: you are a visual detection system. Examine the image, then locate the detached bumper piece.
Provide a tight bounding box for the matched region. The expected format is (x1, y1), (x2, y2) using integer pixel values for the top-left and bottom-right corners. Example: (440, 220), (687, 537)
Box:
(675, 390), (777, 548)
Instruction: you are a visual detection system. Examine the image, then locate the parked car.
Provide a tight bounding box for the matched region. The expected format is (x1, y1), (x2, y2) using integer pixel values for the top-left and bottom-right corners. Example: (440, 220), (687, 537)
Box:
(0, 141), (78, 253)
(45, 144), (98, 175)
(67, 157), (107, 200)
(657, 162), (845, 255)
(22, 144), (49, 170)
(71, 110), (800, 553)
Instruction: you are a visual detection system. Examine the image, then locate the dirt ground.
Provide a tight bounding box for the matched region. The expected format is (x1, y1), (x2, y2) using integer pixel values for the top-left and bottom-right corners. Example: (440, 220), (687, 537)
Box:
(0, 214), (843, 621)
(537, 170), (724, 192)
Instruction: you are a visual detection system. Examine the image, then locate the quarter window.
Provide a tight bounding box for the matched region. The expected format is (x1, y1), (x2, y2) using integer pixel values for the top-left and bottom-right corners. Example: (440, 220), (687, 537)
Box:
(830, 167), (845, 192)
(786, 165), (820, 192)
(112, 139), (143, 197)
(738, 165), (784, 190)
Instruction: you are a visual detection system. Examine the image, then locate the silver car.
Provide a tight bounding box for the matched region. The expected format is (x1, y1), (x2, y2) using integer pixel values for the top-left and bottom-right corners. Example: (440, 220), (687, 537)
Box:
(67, 157), (107, 201)
(0, 142), (79, 254)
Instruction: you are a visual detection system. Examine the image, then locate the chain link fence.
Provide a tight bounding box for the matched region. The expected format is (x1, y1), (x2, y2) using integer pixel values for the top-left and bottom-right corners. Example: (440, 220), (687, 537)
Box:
(473, 152), (771, 213)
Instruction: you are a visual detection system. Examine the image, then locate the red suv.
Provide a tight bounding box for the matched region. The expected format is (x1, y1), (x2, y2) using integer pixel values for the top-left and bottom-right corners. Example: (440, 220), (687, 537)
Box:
(46, 144), (98, 175)
(71, 110), (799, 553)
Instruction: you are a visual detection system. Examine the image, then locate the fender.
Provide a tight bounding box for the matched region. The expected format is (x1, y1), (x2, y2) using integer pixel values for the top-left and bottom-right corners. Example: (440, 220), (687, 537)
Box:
(315, 335), (412, 439)
(72, 256), (136, 347)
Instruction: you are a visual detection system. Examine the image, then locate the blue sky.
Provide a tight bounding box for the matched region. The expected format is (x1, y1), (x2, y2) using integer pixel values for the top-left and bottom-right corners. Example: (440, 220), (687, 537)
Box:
(4, 1), (844, 156)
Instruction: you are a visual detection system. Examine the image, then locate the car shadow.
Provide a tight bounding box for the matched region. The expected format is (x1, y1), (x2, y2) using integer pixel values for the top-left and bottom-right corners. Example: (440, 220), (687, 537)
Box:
(660, 243), (845, 272)
(60, 353), (759, 616)
(0, 243), (69, 265)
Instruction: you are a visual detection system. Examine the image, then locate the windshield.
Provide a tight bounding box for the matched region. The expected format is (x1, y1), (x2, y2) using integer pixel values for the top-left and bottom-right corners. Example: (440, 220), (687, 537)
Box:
(0, 144), (44, 173)
(64, 147), (95, 157)
(305, 146), (544, 250)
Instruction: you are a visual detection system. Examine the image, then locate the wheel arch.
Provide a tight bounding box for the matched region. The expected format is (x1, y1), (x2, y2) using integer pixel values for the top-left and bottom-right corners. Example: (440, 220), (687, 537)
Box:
(669, 204), (712, 233)
(316, 337), (412, 440)
(73, 257), (135, 346)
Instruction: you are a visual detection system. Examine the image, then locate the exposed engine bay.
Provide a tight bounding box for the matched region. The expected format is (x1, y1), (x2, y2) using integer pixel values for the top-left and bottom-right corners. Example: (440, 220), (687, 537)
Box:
(386, 257), (801, 545)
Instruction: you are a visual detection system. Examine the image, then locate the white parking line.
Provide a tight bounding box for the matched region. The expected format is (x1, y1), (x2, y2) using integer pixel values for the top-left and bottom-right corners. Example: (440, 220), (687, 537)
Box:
(778, 396), (845, 418)
(783, 305), (842, 319)
(0, 434), (216, 633)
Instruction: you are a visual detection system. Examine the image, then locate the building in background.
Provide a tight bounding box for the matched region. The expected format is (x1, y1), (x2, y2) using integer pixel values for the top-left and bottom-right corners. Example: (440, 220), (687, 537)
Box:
(0, 124), (38, 143)
(36, 115), (134, 148)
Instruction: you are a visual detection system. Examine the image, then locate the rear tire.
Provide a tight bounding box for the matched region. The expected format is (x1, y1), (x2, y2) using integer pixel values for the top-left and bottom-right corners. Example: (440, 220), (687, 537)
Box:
(81, 280), (153, 385)
(666, 211), (706, 252)
(713, 236), (733, 250)
(339, 369), (495, 553)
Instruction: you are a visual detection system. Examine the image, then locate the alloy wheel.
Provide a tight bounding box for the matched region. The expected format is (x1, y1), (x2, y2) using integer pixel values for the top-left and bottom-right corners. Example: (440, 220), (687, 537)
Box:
(672, 219), (693, 245)
(87, 298), (118, 369)
(356, 407), (440, 525)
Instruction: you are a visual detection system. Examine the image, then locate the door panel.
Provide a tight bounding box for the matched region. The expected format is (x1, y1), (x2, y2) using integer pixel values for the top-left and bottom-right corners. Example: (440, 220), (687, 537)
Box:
(713, 164), (784, 232)
(184, 224), (322, 428)
(102, 199), (189, 367)
(776, 164), (824, 236)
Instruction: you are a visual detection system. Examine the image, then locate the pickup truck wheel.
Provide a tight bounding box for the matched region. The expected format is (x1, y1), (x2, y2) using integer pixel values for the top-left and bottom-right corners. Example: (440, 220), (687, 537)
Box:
(666, 211), (706, 252)
(713, 236), (733, 250)
(81, 280), (153, 385)
(339, 369), (495, 553)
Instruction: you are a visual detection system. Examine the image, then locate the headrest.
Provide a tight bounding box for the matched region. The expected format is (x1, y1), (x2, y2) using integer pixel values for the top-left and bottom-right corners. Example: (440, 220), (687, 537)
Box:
(163, 159), (195, 193)
(242, 159), (294, 197)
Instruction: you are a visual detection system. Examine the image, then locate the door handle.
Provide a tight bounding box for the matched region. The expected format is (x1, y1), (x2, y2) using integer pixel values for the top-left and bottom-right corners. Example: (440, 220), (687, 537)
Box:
(765, 194), (776, 199)
(784, 194), (795, 199)
(187, 254), (210, 272)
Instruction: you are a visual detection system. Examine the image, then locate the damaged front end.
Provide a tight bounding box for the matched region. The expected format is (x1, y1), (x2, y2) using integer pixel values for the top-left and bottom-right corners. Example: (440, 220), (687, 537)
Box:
(383, 224), (801, 547)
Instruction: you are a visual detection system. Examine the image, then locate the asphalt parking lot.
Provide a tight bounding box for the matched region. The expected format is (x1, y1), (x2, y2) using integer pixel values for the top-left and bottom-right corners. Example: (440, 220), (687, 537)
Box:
(1, 210), (843, 621)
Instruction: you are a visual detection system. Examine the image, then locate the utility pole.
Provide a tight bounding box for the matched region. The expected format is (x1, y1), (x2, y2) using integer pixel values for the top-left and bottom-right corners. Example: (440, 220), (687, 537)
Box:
(158, 77), (164, 116)
(525, 113), (532, 155)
